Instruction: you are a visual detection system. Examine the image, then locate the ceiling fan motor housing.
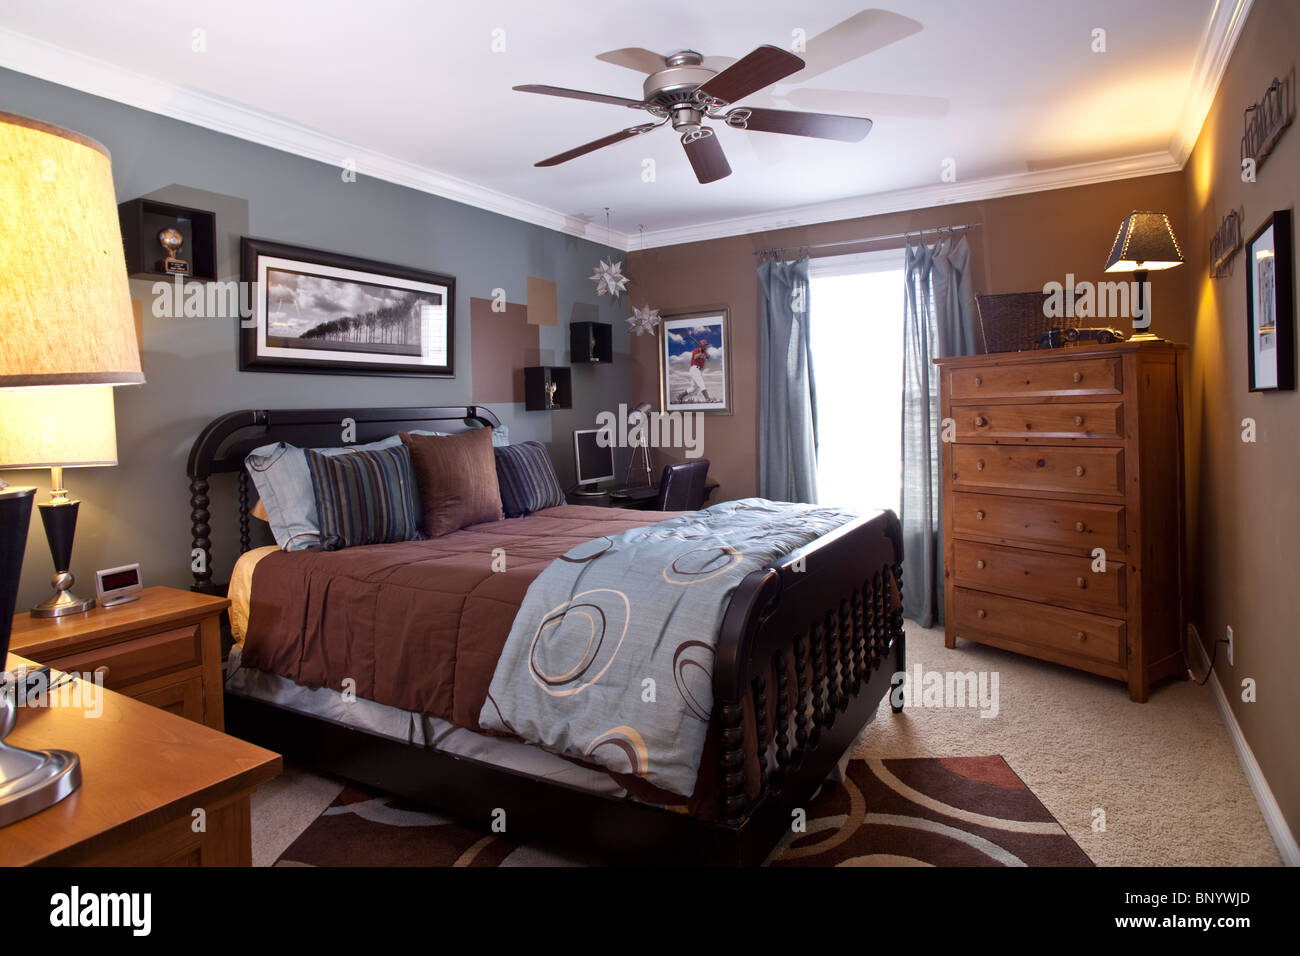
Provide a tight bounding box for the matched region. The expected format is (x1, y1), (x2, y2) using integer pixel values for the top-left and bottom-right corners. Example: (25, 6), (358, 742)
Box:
(642, 49), (716, 119)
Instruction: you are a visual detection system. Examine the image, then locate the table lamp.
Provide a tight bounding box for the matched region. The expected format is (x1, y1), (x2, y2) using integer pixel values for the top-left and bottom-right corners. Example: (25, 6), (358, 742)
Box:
(1103, 211), (1184, 340)
(0, 109), (143, 827)
(0, 386), (119, 616)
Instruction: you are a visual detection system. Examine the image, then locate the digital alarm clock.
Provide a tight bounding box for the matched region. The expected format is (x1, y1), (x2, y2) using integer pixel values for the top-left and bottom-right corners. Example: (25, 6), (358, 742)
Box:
(95, 563), (143, 608)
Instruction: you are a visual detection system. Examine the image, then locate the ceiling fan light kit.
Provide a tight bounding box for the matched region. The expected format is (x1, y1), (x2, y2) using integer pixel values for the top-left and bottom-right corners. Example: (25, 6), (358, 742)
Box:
(515, 44), (873, 184)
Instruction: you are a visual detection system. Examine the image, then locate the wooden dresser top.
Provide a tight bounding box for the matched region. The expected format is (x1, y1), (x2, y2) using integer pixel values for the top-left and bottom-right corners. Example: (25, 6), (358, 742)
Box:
(934, 340), (1187, 367)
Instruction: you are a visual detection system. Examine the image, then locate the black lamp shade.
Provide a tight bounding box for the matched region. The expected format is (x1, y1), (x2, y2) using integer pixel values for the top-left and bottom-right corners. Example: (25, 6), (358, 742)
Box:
(1104, 211), (1184, 272)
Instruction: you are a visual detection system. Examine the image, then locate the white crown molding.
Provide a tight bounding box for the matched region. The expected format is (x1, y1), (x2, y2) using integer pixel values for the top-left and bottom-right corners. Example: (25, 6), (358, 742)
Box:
(635, 151), (1183, 248)
(0, 26), (622, 248)
(1169, 0), (1254, 166)
(1189, 631), (1299, 866)
(0, 0), (1251, 253)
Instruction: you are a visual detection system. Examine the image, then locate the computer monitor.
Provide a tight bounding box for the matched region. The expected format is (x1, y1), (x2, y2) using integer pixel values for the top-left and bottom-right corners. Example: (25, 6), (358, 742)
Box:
(573, 429), (614, 487)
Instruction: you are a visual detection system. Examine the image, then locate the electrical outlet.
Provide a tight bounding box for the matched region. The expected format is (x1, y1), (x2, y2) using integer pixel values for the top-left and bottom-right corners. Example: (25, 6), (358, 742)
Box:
(1226, 625), (1234, 666)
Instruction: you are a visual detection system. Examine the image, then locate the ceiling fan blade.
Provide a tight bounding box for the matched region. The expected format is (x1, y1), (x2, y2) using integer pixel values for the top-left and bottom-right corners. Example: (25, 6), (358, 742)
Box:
(535, 123), (658, 167)
(790, 9), (924, 83)
(595, 47), (667, 73)
(694, 45), (805, 105)
(783, 87), (949, 118)
(682, 131), (731, 184)
(513, 84), (645, 109)
(726, 107), (872, 142)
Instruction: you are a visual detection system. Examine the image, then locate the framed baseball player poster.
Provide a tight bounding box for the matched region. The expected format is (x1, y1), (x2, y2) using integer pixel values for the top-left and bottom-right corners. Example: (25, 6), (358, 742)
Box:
(659, 308), (732, 415)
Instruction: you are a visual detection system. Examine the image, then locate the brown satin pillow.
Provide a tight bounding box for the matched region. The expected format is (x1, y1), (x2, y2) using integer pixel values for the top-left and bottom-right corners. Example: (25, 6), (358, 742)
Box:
(400, 427), (504, 537)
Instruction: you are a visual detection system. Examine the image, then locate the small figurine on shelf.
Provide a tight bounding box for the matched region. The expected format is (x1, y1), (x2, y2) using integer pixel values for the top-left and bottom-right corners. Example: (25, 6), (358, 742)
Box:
(544, 380), (558, 409)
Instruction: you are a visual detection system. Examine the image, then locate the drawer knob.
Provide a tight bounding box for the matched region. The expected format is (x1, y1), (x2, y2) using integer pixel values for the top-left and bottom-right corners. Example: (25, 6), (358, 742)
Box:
(94, 665), (110, 682)
(974, 375), (983, 387)
(976, 560), (986, 570)
(1075, 465), (1086, 477)
(976, 459), (986, 471)
(977, 609), (987, 619)
(1074, 521), (1086, 532)
(973, 414), (988, 427)
(975, 510), (985, 520)
(1076, 630), (1087, 642)
(1073, 371), (1083, 383)
(1076, 576), (1087, 589)
(1074, 415), (1084, 427)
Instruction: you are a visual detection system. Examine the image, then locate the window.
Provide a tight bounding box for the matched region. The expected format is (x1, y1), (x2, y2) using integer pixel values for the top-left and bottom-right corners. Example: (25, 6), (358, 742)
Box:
(809, 249), (906, 516)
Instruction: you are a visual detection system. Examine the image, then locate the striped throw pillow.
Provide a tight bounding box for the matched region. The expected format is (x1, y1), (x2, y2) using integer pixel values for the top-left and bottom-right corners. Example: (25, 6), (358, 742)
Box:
(494, 441), (565, 518)
(305, 443), (421, 551)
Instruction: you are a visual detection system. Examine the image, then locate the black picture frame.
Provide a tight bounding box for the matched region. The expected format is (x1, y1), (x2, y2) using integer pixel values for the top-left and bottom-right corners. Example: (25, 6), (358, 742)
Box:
(239, 237), (455, 378)
(1245, 210), (1295, 392)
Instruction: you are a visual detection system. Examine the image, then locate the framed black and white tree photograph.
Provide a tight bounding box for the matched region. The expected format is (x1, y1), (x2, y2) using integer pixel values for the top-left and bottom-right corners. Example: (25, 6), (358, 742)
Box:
(659, 308), (733, 415)
(1245, 210), (1294, 392)
(239, 237), (454, 377)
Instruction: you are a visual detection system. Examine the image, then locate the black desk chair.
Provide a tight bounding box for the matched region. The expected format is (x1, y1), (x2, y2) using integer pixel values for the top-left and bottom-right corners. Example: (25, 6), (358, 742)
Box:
(655, 459), (710, 511)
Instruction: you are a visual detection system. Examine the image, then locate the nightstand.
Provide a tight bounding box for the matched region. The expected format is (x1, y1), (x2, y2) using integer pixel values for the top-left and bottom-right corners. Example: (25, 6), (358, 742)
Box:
(9, 586), (229, 730)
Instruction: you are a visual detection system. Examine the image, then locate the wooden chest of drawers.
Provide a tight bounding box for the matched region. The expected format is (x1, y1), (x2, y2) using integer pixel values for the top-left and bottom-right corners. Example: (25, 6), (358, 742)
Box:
(935, 342), (1187, 701)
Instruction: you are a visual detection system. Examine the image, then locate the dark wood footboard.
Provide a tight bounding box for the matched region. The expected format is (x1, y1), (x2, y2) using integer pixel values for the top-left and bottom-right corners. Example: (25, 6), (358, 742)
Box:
(713, 508), (905, 864)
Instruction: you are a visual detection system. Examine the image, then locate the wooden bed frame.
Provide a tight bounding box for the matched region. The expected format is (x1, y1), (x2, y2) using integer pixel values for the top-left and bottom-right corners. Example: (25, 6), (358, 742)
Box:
(187, 406), (906, 865)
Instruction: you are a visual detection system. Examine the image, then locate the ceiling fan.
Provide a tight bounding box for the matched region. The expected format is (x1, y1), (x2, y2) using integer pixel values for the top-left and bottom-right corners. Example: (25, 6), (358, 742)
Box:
(514, 44), (873, 184)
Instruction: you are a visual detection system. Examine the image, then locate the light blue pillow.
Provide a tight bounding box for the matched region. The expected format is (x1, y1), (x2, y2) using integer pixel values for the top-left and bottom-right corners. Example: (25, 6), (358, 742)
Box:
(246, 436), (403, 550)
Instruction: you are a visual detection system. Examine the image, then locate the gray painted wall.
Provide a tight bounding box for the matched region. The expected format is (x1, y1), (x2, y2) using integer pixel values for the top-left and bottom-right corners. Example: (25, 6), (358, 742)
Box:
(1, 68), (634, 610)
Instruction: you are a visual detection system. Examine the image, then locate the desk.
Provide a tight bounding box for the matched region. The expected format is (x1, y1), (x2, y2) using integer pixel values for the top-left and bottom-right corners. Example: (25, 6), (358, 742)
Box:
(0, 651), (281, 866)
(606, 479), (720, 511)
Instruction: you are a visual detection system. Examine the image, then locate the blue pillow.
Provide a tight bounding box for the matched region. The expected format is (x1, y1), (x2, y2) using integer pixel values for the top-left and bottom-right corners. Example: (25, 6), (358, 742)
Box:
(494, 441), (566, 518)
(247, 434), (437, 550)
(306, 443), (422, 551)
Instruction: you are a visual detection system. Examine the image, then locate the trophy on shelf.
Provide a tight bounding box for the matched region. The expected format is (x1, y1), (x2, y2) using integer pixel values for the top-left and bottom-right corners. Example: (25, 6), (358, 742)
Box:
(156, 227), (190, 276)
(544, 380), (558, 409)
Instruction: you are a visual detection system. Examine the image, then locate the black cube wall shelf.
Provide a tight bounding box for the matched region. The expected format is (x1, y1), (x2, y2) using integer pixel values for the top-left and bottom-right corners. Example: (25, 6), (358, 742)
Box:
(570, 321), (613, 364)
(524, 366), (573, 411)
(118, 198), (218, 280)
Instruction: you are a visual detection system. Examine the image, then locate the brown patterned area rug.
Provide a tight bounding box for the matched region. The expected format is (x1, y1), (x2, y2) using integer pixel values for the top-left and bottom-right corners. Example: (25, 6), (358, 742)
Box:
(275, 756), (1092, 867)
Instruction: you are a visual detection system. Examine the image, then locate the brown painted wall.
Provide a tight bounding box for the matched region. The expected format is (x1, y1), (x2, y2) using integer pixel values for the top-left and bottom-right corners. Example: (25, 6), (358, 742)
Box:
(1181, 0), (1300, 841)
(628, 171), (1190, 499)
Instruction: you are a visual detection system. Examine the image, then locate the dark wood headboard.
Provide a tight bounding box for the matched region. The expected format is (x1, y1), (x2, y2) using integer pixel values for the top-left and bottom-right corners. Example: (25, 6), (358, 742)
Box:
(185, 405), (501, 593)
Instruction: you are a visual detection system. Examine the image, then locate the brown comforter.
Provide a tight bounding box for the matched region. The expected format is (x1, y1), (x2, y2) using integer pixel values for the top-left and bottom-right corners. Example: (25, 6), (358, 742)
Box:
(242, 505), (677, 730)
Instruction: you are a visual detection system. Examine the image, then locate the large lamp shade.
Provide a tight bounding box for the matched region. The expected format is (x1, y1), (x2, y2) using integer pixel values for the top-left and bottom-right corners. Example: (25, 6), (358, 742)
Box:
(0, 110), (143, 387)
(0, 386), (118, 469)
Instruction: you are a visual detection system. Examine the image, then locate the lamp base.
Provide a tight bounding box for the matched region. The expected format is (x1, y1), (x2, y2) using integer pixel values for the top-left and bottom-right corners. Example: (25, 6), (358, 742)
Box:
(30, 589), (95, 619)
(0, 696), (82, 827)
(33, 496), (94, 617)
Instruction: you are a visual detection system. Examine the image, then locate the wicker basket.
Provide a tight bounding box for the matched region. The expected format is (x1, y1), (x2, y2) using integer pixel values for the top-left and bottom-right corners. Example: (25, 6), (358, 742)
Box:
(976, 291), (1086, 353)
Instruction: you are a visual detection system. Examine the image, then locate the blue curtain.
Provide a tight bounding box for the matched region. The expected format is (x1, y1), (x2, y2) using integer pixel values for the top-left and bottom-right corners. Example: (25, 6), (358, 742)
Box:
(757, 257), (818, 503)
(901, 236), (980, 626)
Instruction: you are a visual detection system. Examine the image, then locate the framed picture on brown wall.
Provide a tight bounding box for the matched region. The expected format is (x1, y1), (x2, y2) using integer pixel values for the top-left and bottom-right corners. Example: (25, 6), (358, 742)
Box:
(1245, 210), (1294, 391)
(659, 309), (733, 415)
(239, 237), (455, 377)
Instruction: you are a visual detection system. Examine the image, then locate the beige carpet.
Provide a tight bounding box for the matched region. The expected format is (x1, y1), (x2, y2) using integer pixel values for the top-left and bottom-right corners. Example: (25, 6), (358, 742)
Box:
(249, 622), (1282, 866)
(854, 623), (1281, 866)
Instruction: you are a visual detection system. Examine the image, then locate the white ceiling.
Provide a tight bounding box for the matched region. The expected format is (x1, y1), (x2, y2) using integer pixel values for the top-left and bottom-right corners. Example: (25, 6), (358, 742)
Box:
(0, 0), (1247, 248)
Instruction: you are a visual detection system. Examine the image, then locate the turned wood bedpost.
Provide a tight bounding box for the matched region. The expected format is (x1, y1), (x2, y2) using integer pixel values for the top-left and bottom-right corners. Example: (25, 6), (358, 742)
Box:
(890, 559), (906, 712)
(190, 477), (212, 592)
(237, 471), (252, 555)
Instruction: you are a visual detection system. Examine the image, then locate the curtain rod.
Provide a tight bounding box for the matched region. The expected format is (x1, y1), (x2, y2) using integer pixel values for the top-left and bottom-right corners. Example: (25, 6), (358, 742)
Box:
(753, 221), (982, 257)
